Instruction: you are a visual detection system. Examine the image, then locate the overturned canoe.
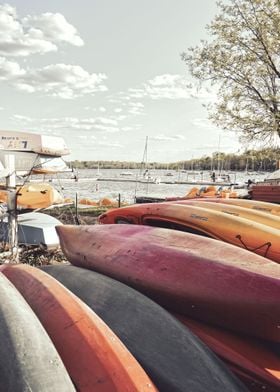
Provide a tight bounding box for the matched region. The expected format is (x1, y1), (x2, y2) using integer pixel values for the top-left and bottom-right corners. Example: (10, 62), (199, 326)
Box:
(0, 272), (74, 392)
(41, 264), (246, 392)
(0, 264), (156, 392)
(56, 224), (280, 342)
(98, 202), (280, 262)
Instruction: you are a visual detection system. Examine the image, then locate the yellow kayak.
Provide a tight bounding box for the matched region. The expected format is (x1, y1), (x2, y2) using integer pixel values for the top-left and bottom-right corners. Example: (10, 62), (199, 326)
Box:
(175, 198), (280, 217)
(99, 202), (280, 263)
(175, 200), (280, 230)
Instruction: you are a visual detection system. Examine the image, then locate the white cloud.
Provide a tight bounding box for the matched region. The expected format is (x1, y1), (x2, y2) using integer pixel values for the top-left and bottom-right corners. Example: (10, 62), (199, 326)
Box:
(12, 114), (33, 122)
(192, 118), (218, 130)
(0, 4), (83, 57)
(0, 56), (25, 79)
(0, 58), (107, 98)
(23, 12), (84, 47)
(114, 114), (127, 121)
(121, 126), (133, 132)
(150, 134), (185, 141)
(11, 114), (119, 134)
(97, 141), (123, 148)
(127, 101), (144, 115)
(126, 74), (215, 101)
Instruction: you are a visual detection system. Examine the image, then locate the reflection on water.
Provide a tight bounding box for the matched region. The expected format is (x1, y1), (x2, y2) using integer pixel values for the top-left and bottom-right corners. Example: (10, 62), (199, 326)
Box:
(35, 168), (268, 204)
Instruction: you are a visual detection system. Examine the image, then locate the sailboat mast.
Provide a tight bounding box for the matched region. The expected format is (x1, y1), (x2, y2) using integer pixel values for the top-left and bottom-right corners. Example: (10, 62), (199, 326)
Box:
(140, 136), (148, 174)
(217, 134), (221, 175)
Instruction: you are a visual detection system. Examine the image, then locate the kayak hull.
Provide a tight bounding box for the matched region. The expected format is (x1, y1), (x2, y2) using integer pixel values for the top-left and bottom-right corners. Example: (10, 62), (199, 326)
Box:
(0, 264), (156, 392)
(0, 272), (74, 392)
(175, 314), (280, 392)
(56, 224), (280, 342)
(98, 202), (280, 262)
(41, 264), (246, 392)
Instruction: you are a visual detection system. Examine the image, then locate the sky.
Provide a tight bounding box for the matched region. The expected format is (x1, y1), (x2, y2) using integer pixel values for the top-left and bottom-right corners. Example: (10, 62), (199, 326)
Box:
(0, 0), (243, 163)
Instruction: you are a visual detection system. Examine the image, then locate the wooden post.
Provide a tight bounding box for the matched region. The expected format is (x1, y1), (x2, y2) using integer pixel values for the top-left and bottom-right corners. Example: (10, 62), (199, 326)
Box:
(5, 155), (18, 260)
(75, 192), (80, 225)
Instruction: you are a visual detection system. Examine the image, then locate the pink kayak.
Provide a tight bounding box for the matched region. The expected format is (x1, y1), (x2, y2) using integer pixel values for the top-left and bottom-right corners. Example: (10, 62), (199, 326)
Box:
(56, 224), (280, 342)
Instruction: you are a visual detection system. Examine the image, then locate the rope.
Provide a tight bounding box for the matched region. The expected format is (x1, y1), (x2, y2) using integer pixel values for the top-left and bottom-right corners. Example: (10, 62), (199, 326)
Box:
(236, 234), (272, 256)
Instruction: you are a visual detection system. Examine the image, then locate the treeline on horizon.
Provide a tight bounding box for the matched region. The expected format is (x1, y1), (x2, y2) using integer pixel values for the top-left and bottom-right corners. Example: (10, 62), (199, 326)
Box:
(68, 147), (280, 172)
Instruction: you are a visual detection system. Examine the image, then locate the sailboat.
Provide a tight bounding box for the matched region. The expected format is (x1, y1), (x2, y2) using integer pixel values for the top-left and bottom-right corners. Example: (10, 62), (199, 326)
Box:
(210, 135), (231, 184)
(139, 137), (161, 184)
(96, 162), (102, 177)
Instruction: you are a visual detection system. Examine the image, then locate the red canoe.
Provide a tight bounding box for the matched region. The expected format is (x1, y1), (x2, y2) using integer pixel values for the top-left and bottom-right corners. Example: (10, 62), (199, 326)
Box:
(0, 264), (156, 392)
(175, 314), (280, 392)
(56, 224), (280, 342)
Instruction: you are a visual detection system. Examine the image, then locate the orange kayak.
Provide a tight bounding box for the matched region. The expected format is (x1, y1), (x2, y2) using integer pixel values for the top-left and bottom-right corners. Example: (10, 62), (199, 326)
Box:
(41, 264), (246, 392)
(56, 224), (280, 342)
(0, 272), (74, 391)
(176, 314), (280, 392)
(173, 199), (280, 229)
(0, 264), (156, 392)
(174, 197), (280, 216)
(99, 202), (280, 262)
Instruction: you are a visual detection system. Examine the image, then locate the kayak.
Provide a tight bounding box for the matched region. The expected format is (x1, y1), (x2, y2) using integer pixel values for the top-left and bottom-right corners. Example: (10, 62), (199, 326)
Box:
(56, 224), (280, 342)
(171, 199), (280, 229)
(173, 198), (280, 216)
(41, 264), (246, 392)
(0, 272), (74, 392)
(0, 263), (157, 392)
(175, 314), (280, 392)
(98, 202), (280, 262)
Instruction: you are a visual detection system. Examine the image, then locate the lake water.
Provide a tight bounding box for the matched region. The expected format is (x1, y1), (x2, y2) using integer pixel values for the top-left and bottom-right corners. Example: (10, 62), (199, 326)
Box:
(39, 168), (268, 204)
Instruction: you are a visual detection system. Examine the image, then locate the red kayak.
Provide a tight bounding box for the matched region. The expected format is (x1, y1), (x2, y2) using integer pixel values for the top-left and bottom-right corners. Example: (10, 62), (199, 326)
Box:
(0, 264), (157, 392)
(56, 224), (280, 342)
(175, 314), (280, 392)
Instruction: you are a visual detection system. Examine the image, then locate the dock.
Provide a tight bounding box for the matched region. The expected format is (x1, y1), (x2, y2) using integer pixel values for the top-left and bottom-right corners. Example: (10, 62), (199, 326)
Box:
(96, 177), (235, 187)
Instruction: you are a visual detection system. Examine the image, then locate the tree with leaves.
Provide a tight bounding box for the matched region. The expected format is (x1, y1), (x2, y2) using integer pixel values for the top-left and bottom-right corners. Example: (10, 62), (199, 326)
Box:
(182, 0), (280, 146)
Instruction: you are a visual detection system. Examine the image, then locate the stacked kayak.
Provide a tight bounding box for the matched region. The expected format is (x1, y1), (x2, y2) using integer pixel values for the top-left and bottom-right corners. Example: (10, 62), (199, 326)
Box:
(175, 197), (280, 217)
(98, 201), (280, 262)
(0, 272), (74, 392)
(2, 197), (279, 390)
(171, 199), (280, 229)
(52, 224), (280, 391)
(176, 315), (280, 392)
(56, 224), (280, 341)
(40, 264), (245, 392)
(0, 264), (156, 392)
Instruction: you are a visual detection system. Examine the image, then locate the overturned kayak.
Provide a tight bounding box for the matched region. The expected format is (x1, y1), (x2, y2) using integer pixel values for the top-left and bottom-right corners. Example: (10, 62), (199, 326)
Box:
(0, 272), (74, 392)
(98, 202), (280, 262)
(41, 264), (246, 392)
(175, 314), (280, 392)
(174, 198), (280, 217)
(171, 199), (280, 229)
(0, 264), (156, 392)
(56, 224), (280, 342)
